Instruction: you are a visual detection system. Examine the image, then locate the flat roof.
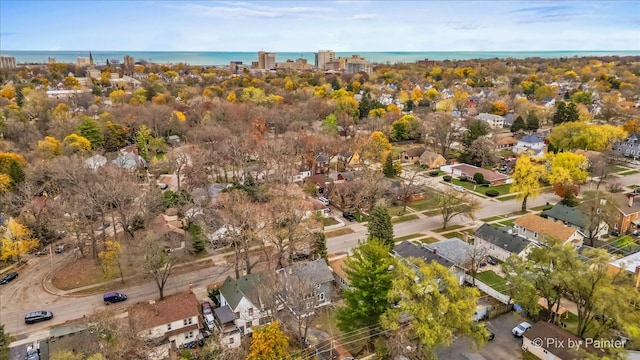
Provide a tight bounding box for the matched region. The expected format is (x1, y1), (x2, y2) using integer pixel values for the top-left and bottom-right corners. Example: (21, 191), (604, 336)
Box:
(609, 251), (640, 273)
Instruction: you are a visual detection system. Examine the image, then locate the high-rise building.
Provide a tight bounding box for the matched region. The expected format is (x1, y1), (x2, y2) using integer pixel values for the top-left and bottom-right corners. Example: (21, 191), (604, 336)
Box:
(341, 54), (372, 74)
(123, 55), (135, 70)
(257, 51), (276, 70)
(0, 55), (16, 69)
(315, 50), (336, 70)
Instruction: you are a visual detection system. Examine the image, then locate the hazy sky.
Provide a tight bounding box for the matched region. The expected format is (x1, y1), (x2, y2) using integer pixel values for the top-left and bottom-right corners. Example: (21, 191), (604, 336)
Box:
(1, 0), (638, 51)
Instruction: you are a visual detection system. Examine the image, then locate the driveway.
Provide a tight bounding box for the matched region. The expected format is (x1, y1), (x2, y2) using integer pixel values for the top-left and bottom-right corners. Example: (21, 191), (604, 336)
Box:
(436, 312), (528, 360)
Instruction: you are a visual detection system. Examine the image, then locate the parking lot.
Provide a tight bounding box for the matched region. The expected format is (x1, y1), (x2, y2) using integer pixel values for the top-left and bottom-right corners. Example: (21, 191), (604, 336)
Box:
(436, 312), (528, 360)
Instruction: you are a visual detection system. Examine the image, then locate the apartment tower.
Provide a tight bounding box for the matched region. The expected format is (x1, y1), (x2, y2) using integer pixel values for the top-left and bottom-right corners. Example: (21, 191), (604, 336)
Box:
(315, 50), (336, 70)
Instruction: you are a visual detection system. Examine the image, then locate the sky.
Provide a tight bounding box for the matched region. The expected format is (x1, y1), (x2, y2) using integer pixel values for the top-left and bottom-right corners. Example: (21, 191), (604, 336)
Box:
(0, 0), (639, 52)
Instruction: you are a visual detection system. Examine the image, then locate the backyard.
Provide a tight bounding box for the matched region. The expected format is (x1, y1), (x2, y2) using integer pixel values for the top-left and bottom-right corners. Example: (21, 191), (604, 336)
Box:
(450, 178), (512, 196)
(475, 270), (509, 295)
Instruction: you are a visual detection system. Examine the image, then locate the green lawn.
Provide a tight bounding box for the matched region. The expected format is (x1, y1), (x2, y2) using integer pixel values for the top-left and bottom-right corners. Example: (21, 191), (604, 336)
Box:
(352, 211), (370, 222)
(394, 233), (425, 242)
(620, 170), (640, 176)
(406, 197), (440, 211)
(322, 217), (339, 226)
(480, 215), (505, 222)
(443, 231), (465, 239)
(422, 209), (441, 217)
(530, 204), (553, 211)
(495, 220), (515, 228)
(392, 214), (419, 223)
(613, 165), (631, 173)
(475, 270), (509, 294)
(420, 237), (440, 244)
(388, 206), (409, 216)
(433, 224), (465, 233)
(607, 236), (640, 254)
(498, 194), (518, 201)
(450, 179), (512, 196)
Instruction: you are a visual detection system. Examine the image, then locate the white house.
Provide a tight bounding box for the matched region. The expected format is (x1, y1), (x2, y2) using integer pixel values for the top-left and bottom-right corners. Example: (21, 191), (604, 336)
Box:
(513, 134), (545, 154)
(475, 113), (505, 129)
(218, 274), (271, 335)
(128, 292), (201, 348)
(473, 224), (538, 262)
(213, 305), (242, 348)
(513, 214), (585, 249)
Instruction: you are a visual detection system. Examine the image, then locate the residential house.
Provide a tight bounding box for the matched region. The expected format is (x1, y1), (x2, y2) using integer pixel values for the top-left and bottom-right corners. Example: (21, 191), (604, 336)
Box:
(128, 292), (201, 348)
(303, 174), (327, 195)
(388, 179), (426, 203)
(314, 153), (330, 174)
(335, 171), (354, 181)
(475, 113), (505, 129)
(401, 147), (426, 163)
(329, 256), (350, 290)
(612, 192), (640, 233)
(277, 259), (334, 314)
(84, 154), (107, 170)
(523, 322), (604, 360)
(513, 213), (585, 248)
(419, 151), (447, 169)
(440, 163), (511, 186)
(608, 252), (640, 289)
(112, 145), (146, 170)
(218, 274), (270, 335)
(614, 133), (640, 158)
(473, 224), (538, 262)
(496, 136), (518, 150)
(337, 151), (360, 168)
(292, 165), (312, 183)
(393, 241), (466, 285)
(212, 305), (242, 348)
(543, 203), (608, 240)
(502, 113), (516, 129)
(423, 238), (473, 269)
(513, 134), (546, 155)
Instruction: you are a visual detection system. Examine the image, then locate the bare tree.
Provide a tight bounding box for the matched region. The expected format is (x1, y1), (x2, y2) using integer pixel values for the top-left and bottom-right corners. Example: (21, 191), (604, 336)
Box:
(356, 168), (390, 213)
(437, 188), (480, 229)
(424, 113), (462, 159)
(275, 269), (322, 345)
(168, 147), (190, 191)
(465, 240), (488, 286)
(141, 236), (179, 300)
(400, 171), (421, 212)
(469, 137), (498, 167)
(578, 190), (618, 247)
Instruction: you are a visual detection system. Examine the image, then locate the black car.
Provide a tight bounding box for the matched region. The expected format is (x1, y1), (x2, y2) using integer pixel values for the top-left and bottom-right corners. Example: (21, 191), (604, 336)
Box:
(342, 212), (357, 222)
(0, 272), (18, 284)
(25, 311), (53, 324)
(290, 252), (310, 262)
(487, 328), (495, 341)
(486, 256), (498, 266)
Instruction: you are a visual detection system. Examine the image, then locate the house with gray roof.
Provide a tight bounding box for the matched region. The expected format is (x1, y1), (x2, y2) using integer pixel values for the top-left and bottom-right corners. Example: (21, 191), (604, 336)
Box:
(472, 224), (538, 262)
(218, 274), (270, 335)
(542, 203), (608, 240)
(277, 259), (334, 314)
(513, 134), (546, 157)
(423, 238), (473, 269)
(613, 133), (640, 159)
(213, 305), (241, 348)
(475, 113), (505, 129)
(393, 241), (466, 285)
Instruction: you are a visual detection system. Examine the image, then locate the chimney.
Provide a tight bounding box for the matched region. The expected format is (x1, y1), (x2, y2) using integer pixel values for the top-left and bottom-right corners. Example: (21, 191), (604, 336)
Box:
(462, 231), (469, 243)
(432, 248), (437, 254)
(629, 194), (634, 208)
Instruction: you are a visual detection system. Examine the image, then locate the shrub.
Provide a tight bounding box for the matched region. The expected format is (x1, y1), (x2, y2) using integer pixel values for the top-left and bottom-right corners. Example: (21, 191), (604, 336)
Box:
(429, 171), (439, 177)
(459, 176), (467, 182)
(473, 172), (485, 184)
(443, 175), (452, 182)
(485, 189), (499, 197)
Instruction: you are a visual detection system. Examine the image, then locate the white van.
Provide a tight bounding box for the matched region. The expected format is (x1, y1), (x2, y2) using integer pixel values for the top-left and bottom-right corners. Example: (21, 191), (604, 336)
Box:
(453, 185), (465, 192)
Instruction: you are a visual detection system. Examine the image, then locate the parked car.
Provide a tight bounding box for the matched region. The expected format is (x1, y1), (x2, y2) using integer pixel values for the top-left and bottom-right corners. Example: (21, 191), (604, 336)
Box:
(55, 245), (66, 254)
(202, 301), (212, 315)
(484, 326), (495, 341)
(25, 345), (40, 360)
(317, 197), (330, 206)
(0, 272), (18, 284)
(610, 230), (620, 237)
(159, 183), (168, 190)
(34, 249), (48, 256)
(342, 212), (357, 222)
(512, 321), (532, 337)
(103, 292), (127, 305)
(25, 311), (53, 324)
(486, 256), (498, 266)
(290, 251), (310, 262)
(453, 185), (465, 192)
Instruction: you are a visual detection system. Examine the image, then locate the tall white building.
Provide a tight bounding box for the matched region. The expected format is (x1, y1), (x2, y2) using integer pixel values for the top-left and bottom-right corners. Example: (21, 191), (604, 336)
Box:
(0, 55), (16, 69)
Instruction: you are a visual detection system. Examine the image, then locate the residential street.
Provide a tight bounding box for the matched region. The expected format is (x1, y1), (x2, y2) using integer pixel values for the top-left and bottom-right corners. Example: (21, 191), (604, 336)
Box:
(4, 169), (640, 348)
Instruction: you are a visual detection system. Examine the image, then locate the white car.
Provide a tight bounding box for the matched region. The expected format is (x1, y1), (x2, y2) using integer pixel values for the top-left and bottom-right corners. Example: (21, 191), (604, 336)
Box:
(512, 321), (532, 337)
(453, 185), (465, 192)
(318, 197), (330, 206)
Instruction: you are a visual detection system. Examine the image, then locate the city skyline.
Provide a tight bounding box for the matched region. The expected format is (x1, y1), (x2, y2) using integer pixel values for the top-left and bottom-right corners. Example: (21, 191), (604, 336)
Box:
(1, 0), (639, 52)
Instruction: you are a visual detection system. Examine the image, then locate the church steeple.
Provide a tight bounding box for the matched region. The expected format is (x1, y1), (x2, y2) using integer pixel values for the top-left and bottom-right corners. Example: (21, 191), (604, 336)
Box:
(89, 51), (94, 66)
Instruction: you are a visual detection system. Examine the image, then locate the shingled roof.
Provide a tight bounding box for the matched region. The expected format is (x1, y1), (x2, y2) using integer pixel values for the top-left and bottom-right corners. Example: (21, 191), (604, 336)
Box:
(129, 292), (200, 333)
(473, 224), (534, 254)
(393, 241), (456, 268)
(219, 274), (263, 311)
(514, 213), (579, 243)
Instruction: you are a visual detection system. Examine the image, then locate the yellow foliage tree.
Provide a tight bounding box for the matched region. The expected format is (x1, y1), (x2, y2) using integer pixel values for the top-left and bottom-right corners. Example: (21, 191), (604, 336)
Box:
(546, 152), (589, 185)
(386, 103), (402, 115)
(170, 110), (187, 123)
(623, 119), (640, 134)
(1, 218), (40, 263)
(246, 322), (289, 360)
(51, 103), (72, 123)
(37, 136), (63, 158)
(411, 86), (424, 105)
(64, 76), (80, 88)
(398, 91), (410, 104)
(0, 152), (27, 172)
(490, 101), (508, 116)
(151, 93), (168, 104)
(129, 89), (147, 105)
(0, 174), (11, 193)
(109, 89), (128, 104)
(452, 89), (469, 111)
(436, 99), (454, 112)
(510, 155), (546, 212)
(363, 131), (392, 162)
(63, 133), (92, 153)
(0, 84), (16, 100)
(226, 91), (237, 102)
(369, 108), (387, 118)
(98, 240), (123, 281)
(425, 88), (439, 101)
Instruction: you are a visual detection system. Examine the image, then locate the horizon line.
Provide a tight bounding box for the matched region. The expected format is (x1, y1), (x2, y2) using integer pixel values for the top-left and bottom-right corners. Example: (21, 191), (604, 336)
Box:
(2, 49), (640, 53)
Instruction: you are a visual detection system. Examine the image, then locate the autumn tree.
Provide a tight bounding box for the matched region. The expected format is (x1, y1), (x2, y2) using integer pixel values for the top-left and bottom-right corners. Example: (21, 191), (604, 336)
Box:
(362, 131), (392, 162)
(367, 205), (394, 247)
(99, 240), (124, 282)
(468, 137), (497, 167)
(389, 115), (421, 142)
(63, 133), (92, 153)
(37, 136), (63, 159)
(0, 218), (39, 263)
(546, 152), (589, 187)
(142, 237), (178, 300)
(382, 259), (486, 359)
(578, 190), (618, 247)
(510, 154), (546, 212)
(336, 240), (396, 345)
(437, 188), (479, 229)
(246, 322), (289, 360)
(425, 113), (462, 159)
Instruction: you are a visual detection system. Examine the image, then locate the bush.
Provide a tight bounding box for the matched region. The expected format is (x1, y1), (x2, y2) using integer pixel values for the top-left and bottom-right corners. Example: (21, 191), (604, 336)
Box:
(473, 172), (485, 184)
(443, 175), (452, 182)
(485, 189), (499, 197)
(429, 171), (439, 177)
(459, 176), (467, 182)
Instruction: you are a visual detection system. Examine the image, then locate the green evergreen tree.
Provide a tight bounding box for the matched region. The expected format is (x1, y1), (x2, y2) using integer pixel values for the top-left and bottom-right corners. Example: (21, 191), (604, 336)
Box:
(312, 232), (328, 263)
(135, 124), (152, 161)
(6, 160), (25, 188)
(565, 102), (580, 122)
(367, 205), (394, 247)
(526, 111), (540, 131)
(382, 154), (396, 178)
(463, 121), (489, 147)
(76, 117), (105, 149)
(0, 323), (13, 360)
(336, 239), (396, 335)
(553, 101), (567, 125)
(510, 115), (526, 133)
(188, 223), (206, 253)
